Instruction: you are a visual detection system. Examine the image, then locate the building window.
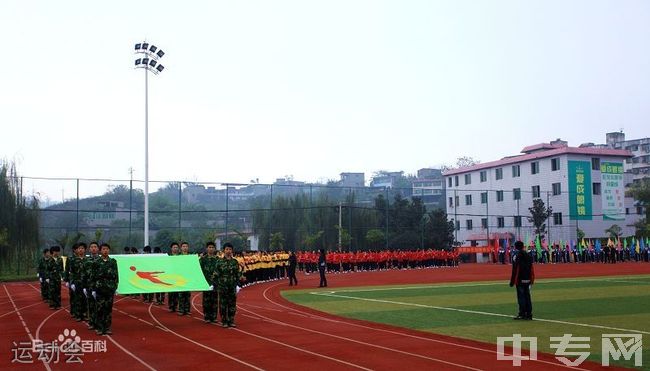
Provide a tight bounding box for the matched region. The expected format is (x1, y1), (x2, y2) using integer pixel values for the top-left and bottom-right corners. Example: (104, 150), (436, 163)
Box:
(481, 192), (488, 204)
(496, 190), (504, 202)
(449, 197), (453, 207)
(465, 194), (472, 206)
(513, 188), (521, 200)
(448, 177), (452, 187)
(551, 158), (560, 171)
(593, 182), (601, 195)
(454, 176), (459, 187)
(495, 168), (503, 180)
(514, 216), (522, 227)
(626, 208), (629, 215)
(466, 219), (473, 231)
(531, 162), (539, 174)
(592, 157), (600, 170)
(532, 185), (540, 198)
(553, 212), (563, 225)
(464, 174), (471, 185)
(512, 165), (520, 177)
(455, 195), (460, 206)
(481, 218), (488, 229)
(480, 171), (487, 182)
(637, 207), (643, 215)
(552, 183), (561, 196)
(497, 217), (505, 228)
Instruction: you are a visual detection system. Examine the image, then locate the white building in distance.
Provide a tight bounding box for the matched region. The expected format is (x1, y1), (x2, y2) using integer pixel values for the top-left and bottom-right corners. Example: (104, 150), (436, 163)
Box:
(444, 140), (641, 245)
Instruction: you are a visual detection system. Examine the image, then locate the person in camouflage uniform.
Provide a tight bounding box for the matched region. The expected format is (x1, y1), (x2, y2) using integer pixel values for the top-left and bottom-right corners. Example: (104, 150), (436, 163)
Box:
(66, 243), (87, 321)
(45, 245), (64, 309)
(177, 242), (192, 316)
(167, 242), (180, 312)
(215, 242), (245, 327)
(200, 241), (218, 323)
(153, 246), (165, 305)
(92, 243), (119, 335)
(82, 242), (100, 330)
(37, 248), (51, 301)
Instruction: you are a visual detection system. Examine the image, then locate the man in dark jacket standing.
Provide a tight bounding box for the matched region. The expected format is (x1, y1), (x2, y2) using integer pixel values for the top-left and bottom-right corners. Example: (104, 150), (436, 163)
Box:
(510, 241), (534, 320)
(287, 251), (298, 286)
(318, 249), (327, 288)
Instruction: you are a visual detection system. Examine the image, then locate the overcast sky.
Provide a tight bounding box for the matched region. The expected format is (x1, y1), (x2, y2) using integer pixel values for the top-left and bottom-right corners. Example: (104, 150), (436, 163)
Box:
(1, 0), (648, 201)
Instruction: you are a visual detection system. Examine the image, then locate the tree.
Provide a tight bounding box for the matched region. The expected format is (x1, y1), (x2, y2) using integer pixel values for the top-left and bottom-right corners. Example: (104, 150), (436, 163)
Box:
(424, 209), (455, 249)
(527, 198), (552, 238)
(304, 231), (324, 250)
(269, 232), (285, 251)
(0, 161), (41, 275)
(604, 224), (622, 239)
(627, 178), (650, 238)
(441, 157), (481, 171)
(577, 227), (585, 241)
(94, 229), (104, 243)
(365, 229), (384, 250)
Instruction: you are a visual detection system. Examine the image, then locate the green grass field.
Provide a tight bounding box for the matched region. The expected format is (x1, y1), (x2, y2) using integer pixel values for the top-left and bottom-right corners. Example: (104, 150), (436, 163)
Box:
(282, 275), (650, 369)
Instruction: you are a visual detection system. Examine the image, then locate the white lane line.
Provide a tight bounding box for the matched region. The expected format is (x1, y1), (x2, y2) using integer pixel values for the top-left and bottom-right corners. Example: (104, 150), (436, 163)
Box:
(146, 303), (265, 370)
(105, 335), (157, 371)
(30, 283), (157, 371)
(3, 284), (52, 371)
(311, 292), (650, 335)
(235, 327), (374, 371)
(262, 283), (589, 371)
(324, 276), (650, 294)
(0, 301), (43, 318)
(236, 304), (480, 371)
(189, 291), (372, 369)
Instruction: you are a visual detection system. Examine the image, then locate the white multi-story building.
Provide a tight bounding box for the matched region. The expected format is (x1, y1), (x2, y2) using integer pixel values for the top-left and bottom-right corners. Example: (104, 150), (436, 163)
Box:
(444, 141), (641, 245)
(606, 131), (650, 183)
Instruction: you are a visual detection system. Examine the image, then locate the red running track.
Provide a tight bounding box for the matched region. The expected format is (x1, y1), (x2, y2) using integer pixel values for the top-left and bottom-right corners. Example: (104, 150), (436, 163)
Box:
(1, 262), (648, 370)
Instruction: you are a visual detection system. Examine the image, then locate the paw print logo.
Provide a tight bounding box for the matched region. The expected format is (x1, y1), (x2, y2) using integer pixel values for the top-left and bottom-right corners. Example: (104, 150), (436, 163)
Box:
(57, 329), (82, 352)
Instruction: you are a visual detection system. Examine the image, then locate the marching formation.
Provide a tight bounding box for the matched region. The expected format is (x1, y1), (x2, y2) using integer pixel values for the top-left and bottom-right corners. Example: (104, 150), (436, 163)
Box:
(37, 242), (118, 335)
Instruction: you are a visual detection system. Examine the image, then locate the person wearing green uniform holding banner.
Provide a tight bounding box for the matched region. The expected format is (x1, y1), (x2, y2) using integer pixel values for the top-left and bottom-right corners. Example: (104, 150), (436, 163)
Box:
(200, 241), (219, 323)
(93, 243), (118, 335)
(177, 242), (192, 316)
(168, 242), (180, 312)
(216, 242), (245, 327)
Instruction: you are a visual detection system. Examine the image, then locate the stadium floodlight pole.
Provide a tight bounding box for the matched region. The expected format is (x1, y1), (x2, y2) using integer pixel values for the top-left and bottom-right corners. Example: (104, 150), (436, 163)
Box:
(134, 41), (165, 247)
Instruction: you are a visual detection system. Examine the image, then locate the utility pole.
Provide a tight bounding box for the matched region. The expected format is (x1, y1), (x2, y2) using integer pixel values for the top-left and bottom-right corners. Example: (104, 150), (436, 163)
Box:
(338, 202), (342, 251)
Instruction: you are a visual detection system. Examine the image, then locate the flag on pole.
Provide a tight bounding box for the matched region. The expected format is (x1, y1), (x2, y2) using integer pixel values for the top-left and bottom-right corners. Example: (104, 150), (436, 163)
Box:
(595, 239), (602, 253)
(113, 255), (210, 295)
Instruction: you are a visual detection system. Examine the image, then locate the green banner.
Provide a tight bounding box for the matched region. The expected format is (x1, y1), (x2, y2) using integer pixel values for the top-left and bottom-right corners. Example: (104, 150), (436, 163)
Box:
(113, 255), (210, 294)
(568, 160), (592, 220)
(600, 162), (625, 221)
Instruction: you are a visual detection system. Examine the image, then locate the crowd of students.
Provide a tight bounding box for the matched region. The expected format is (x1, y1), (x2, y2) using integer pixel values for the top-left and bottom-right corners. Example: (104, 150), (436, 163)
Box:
(497, 244), (650, 264)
